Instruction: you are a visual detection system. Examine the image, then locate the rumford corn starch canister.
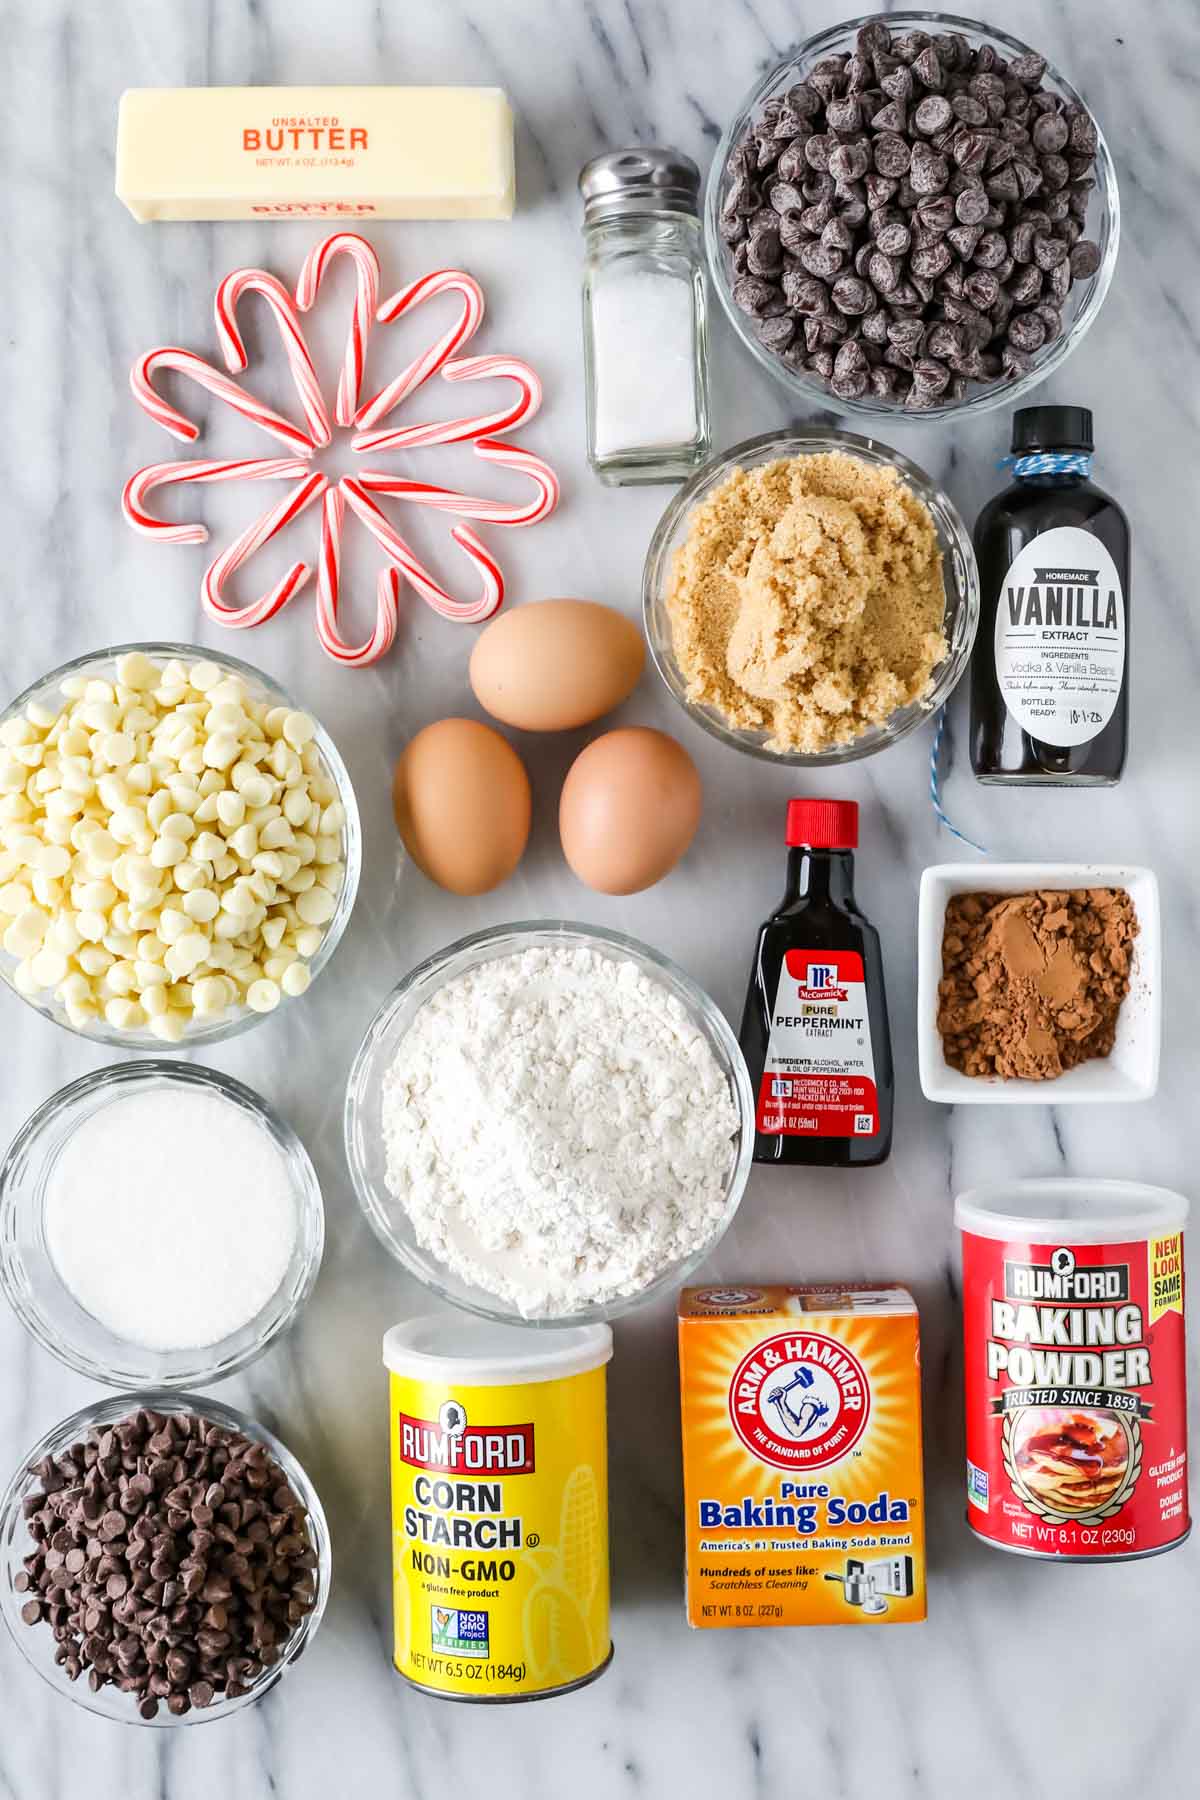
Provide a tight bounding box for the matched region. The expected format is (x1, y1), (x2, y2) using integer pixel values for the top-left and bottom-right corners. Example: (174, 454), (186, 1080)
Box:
(384, 1316), (613, 1701)
(956, 1181), (1188, 1562)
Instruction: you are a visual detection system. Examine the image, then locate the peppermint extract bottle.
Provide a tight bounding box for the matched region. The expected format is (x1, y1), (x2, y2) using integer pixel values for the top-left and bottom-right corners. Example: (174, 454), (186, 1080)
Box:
(738, 799), (893, 1169)
(970, 405), (1130, 785)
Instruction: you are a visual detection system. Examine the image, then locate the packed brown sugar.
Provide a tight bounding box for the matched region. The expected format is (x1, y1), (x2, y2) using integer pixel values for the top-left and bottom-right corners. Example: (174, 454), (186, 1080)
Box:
(937, 888), (1139, 1081)
(664, 453), (948, 754)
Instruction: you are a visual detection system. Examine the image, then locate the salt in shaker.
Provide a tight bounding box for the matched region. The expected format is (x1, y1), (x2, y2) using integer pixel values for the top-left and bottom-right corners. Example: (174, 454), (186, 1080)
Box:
(579, 147), (710, 485)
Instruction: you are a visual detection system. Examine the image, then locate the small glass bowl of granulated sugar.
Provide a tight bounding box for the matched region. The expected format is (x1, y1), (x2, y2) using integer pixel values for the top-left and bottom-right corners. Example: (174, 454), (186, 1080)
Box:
(0, 1060), (324, 1386)
(345, 920), (754, 1324)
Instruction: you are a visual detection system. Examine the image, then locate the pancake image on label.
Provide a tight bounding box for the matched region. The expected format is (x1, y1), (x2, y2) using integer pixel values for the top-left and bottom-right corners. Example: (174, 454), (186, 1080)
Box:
(1010, 1408), (1132, 1517)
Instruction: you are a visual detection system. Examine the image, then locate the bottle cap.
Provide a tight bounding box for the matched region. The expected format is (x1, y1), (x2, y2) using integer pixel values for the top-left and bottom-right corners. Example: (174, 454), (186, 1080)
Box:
(1011, 406), (1094, 453)
(579, 146), (701, 226)
(786, 798), (858, 849)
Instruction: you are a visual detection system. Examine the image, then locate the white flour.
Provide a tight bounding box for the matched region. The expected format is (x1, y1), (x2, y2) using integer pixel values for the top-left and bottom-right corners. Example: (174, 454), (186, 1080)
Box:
(381, 943), (741, 1317)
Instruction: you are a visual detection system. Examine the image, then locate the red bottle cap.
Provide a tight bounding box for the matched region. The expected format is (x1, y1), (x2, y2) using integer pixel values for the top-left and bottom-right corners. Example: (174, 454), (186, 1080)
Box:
(785, 798), (858, 849)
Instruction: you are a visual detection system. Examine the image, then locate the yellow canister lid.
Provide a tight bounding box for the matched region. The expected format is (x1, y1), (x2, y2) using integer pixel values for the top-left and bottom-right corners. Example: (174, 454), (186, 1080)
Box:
(383, 1314), (613, 1386)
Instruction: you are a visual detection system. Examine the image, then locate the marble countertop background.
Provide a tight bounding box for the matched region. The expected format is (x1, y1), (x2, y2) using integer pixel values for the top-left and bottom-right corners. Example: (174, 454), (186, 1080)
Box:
(1, 1), (1197, 1794)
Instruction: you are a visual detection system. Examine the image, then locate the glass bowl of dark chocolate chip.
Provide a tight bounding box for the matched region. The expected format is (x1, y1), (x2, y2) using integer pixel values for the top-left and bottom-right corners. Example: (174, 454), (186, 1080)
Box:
(707, 11), (1118, 416)
(0, 1393), (330, 1724)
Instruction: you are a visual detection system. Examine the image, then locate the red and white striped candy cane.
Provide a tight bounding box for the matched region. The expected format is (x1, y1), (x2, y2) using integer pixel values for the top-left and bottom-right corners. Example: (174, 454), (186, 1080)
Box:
(121, 457), (310, 545)
(295, 232), (381, 428)
(314, 485), (401, 667)
(355, 437), (560, 527)
(131, 348), (317, 455)
(355, 269), (486, 432)
(214, 268), (332, 448)
(351, 354), (542, 455)
(201, 471), (328, 630)
(341, 477), (503, 625)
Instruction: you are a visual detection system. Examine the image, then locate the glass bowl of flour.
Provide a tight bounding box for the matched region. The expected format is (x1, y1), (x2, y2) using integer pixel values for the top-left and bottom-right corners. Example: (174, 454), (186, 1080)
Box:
(0, 1061), (324, 1386)
(344, 921), (754, 1324)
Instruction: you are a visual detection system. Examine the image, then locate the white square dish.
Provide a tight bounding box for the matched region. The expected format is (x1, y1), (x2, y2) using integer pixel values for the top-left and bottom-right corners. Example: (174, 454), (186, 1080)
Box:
(917, 863), (1161, 1105)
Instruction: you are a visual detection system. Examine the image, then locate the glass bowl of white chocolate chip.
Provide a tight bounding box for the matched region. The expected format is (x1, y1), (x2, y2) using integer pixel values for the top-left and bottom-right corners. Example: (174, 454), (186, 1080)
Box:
(0, 643), (360, 1047)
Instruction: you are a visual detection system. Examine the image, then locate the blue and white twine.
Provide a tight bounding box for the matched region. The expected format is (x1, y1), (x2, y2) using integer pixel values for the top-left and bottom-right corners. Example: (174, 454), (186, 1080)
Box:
(1000, 451), (1093, 478)
(929, 707), (987, 854)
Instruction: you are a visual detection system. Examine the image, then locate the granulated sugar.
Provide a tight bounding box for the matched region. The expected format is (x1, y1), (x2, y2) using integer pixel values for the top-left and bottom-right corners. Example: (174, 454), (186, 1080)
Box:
(380, 943), (742, 1316)
(45, 1086), (298, 1350)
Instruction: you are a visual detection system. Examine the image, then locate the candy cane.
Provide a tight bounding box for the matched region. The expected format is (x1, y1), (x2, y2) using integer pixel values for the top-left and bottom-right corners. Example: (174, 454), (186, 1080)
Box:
(355, 437), (560, 527)
(355, 269), (485, 432)
(341, 477), (503, 624)
(314, 485), (401, 667)
(121, 457), (311, 545)
(351, 354), (542, 455)
(201, 471), (328, 630)
(214, 268), (332, 448)
(295, 232), (381, 428)
(131, 347), (317, 455)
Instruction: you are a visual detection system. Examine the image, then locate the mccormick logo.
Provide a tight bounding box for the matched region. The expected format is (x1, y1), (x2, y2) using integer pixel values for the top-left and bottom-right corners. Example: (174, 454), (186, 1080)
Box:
(398, 1402), (535, 1475)
(793, 962), (849, 1003)
(729, 1330), (870, 1471)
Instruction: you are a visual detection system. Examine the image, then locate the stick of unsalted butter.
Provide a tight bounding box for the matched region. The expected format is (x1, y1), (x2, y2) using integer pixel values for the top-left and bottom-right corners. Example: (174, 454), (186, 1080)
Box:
(116, 87), (515, 223)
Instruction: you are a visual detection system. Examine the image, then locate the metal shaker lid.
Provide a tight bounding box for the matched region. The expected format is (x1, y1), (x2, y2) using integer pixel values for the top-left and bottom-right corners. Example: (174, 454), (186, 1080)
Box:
(579, 146), (701, 224)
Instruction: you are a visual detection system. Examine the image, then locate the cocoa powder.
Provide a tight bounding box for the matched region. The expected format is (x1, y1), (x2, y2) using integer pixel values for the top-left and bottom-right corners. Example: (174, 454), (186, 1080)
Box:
(937, 888), (1138, 1081)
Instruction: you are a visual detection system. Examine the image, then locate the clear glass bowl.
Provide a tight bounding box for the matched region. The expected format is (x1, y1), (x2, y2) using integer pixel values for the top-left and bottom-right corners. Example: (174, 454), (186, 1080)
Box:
(0, 1061), (324, 1387)
(644, 426), (979, 765)
(345, 920), (754, 1326)
(0, 1388), (331, 1726)
(0, 641), (361, 1048)
(705, 10), (1120, 420)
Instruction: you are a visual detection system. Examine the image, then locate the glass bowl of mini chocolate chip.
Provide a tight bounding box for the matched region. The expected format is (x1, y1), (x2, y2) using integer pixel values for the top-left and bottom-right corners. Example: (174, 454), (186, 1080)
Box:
(0, 1392), (330, 1723)
(707, 11), (1119, 415)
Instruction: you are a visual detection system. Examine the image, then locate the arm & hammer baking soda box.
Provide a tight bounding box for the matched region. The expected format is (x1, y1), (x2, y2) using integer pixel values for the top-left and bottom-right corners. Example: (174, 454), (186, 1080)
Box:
(678, 1285), (926, 1625)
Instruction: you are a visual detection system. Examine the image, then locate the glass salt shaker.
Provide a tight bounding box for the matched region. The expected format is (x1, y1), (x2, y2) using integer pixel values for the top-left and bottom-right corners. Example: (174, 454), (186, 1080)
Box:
(579, 147), (710, 485)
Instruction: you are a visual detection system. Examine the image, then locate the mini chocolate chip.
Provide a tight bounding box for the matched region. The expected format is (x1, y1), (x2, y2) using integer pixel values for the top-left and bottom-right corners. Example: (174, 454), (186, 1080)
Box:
(831, 274), (874, 315)
(756, 314), (796, 351)
(1069, 239), (1102, 280)
(1007, 311), (1047, 352)
(1033, 233), (1068, 271)
(909, 143), (950, 195)
(913, 95), (952, 135)
(1031, 111), (1068, 154)
(973, 231), (1007, 269)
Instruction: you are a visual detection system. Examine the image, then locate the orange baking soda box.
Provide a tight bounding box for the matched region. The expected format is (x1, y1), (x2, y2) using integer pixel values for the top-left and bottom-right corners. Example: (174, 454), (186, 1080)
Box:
(678, 1285), (926, 1625)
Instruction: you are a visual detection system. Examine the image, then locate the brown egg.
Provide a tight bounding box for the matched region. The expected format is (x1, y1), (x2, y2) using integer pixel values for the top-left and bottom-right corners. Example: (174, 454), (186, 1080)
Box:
(559, 727), (702, 896)
(392, 719), (531, 896)
(469, 599), (645, 732)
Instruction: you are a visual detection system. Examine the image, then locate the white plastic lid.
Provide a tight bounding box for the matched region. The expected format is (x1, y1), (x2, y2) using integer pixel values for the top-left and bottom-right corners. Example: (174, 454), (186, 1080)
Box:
(955, 1179), (1188, 1246)
(383, 1314), (613, 1387)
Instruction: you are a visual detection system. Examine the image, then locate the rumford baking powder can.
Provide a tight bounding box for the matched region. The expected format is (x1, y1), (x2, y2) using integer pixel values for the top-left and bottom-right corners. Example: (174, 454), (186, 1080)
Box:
(383, 1316), (613, 1700)
(956, 1181), (1188, 1562)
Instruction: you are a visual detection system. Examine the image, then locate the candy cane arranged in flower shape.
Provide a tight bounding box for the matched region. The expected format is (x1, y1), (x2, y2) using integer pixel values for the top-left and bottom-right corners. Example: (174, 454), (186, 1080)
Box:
(131, 347), (317, 455)
(295, 232), (381, 428)
(201, 471), (328, 630)
(355, 436), (560, 527)
(355, 269), (486, 432)
(214, 268), (332, 448)
(341, 477), (503, 624)
(121, 457), (311, 545)
(351, 354), (542, 455)
(314, 484), (401, 667)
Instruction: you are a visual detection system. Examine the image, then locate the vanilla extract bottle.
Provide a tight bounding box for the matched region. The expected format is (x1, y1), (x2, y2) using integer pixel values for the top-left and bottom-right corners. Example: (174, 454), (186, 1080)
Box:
(970, 406), (1130, 785)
